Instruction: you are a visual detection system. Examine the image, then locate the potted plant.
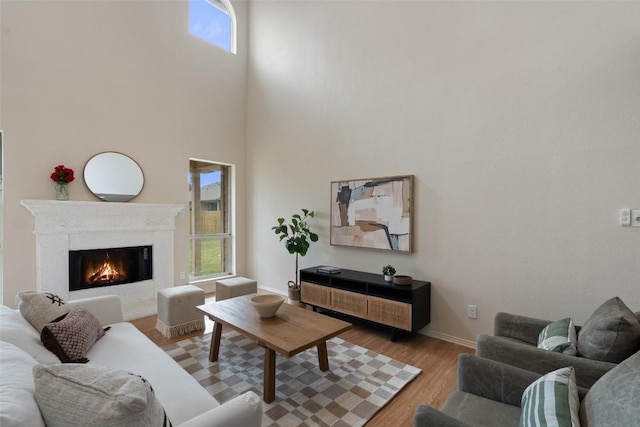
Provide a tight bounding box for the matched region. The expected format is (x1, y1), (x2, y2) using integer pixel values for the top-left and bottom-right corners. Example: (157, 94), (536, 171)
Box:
(382, 264), (396, 282)
(272, 208), (318, 303)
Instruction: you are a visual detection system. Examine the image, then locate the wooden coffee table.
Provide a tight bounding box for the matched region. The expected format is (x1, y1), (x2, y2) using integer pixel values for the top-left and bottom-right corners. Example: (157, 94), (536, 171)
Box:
(196, 294), (352, 403)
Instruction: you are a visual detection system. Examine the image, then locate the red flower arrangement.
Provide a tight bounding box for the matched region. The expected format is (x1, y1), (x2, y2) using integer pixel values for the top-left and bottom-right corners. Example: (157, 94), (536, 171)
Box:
(50, 165), (75, 183)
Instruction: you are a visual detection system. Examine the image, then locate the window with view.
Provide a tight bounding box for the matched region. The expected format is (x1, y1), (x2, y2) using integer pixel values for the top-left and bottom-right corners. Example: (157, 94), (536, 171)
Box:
(189, 0), (236, 54)
(189, 160), (232, 281)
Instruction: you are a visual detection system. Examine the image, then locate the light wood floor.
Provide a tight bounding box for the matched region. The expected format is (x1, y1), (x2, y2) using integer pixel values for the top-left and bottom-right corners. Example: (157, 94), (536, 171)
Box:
(130, 293), (475, 426)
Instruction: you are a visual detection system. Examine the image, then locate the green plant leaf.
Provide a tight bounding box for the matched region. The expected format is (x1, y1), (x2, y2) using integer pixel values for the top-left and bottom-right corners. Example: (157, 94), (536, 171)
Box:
(382, 264), (396, 275)
(273, 208), (317, 258)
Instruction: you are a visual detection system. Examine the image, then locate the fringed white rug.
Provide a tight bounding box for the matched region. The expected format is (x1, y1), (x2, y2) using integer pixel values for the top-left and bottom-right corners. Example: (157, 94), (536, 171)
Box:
(162, 330), (421, 427)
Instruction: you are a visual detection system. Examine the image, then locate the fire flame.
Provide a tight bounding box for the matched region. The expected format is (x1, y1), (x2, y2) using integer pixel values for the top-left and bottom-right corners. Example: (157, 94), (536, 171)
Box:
(88, 253), (124, 284)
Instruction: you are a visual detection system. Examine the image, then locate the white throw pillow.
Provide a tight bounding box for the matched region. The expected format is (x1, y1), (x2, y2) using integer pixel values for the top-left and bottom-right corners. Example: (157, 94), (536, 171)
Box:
(33, 364), (172, 427)
(520, 366), (580, 427)
(538, 318), (578, 355)
(18, 290), (70, 333)
(0, 341), (46, 427)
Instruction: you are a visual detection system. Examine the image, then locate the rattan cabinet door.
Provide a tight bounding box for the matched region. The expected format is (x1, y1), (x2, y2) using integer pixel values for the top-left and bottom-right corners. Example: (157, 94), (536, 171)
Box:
(300, 281), (331, 309)
(330, 288), (367, 318)
(366, 296), (412, 331)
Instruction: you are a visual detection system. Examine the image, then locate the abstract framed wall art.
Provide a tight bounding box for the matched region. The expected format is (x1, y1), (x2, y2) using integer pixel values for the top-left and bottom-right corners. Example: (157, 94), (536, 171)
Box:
(330, 175), (413, 253)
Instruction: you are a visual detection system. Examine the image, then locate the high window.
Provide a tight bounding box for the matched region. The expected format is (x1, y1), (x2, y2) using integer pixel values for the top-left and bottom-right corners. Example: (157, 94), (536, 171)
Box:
(189, 160), (233, 281)
(189, 0), (236, 54)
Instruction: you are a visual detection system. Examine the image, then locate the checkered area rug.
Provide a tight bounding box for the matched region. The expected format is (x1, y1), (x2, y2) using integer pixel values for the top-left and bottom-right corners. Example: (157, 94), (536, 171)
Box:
(162, 330), (421, 427)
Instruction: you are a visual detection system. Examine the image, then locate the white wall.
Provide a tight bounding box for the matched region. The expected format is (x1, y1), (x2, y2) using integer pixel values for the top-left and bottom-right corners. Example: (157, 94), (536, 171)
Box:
(2, 0), (638, 345)
(0, 0), (249, 306)
(246, 1), (640, 345)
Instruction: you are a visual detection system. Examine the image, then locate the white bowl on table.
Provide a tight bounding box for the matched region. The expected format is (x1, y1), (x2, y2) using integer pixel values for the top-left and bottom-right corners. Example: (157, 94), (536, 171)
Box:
(250, 294), (284, 318)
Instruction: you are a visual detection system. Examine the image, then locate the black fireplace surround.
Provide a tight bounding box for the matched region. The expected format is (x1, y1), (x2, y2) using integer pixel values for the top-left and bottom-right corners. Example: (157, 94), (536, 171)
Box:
(68, 245), (153, 291)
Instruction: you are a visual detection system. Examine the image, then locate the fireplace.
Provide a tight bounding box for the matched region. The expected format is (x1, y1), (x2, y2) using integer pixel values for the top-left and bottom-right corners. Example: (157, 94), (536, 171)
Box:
(69, 246), (153, 291)
(22, 200), (184, 320)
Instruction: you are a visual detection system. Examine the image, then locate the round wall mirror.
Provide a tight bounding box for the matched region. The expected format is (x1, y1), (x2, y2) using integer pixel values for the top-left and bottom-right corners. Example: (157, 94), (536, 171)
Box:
(84, 152), (144, 202)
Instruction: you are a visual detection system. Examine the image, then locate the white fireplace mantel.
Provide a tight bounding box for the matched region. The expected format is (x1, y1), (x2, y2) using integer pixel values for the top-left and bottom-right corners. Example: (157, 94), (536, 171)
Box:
(21, 200), (185, 319)
(21, 200), (184, 234)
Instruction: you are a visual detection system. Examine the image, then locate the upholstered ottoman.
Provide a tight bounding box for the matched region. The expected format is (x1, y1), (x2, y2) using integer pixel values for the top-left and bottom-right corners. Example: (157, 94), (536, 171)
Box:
(215, 277), (257, 301)
(156, 285), (205, 338)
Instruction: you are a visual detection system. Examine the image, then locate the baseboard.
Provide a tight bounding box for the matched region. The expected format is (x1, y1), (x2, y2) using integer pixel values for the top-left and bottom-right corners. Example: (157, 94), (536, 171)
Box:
(423, 330), (476, 350)
(257, 285), (287, 297)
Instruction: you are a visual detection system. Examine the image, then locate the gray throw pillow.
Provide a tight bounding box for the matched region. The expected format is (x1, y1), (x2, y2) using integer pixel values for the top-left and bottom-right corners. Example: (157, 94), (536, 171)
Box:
(33, 364), (173, 427)
(579, 351), (640, 426)
(577, 297), (640, 363)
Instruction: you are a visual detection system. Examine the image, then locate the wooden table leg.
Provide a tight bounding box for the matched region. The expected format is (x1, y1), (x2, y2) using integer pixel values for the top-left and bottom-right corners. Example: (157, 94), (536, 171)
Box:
(209, 321), (223, 362)
(263, 348), (276, 403)
(317, 341), (329, 371)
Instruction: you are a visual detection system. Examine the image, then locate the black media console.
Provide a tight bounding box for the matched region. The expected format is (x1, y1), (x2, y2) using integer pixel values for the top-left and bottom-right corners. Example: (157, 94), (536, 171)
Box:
(299, 266), (431, 341)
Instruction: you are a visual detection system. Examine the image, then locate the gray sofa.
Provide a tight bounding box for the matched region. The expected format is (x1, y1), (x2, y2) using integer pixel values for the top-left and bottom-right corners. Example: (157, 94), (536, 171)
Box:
(476, 314), (615, 389)
(476, 298), (640, 389)
(413, 351), (640, 427)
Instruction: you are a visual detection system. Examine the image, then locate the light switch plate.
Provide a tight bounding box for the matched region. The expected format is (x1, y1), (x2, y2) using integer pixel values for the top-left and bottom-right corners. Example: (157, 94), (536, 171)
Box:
(467, 305), (477, 319)
(620, 209), (631, 226)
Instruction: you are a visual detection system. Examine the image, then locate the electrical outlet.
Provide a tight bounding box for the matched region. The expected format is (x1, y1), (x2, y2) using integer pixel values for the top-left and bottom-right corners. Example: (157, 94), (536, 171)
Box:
(632, 210), (640, 228)
(467, 305), (477, 319)
(620, 209), (631, 226)
(179, 271), (186, 280)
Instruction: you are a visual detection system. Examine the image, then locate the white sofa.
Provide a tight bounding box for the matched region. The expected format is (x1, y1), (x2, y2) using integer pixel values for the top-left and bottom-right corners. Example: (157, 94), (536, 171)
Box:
(0, 294), (262, 427)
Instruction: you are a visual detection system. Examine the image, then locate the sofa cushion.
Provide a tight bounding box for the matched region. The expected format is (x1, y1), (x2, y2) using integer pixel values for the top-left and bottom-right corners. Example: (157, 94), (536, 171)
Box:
(538, 318), (577, 355)
(579, 351), (640, 426)
(40, 306), (107, 363)
(0, 341), (46, 427)
(0, 305), (60, 365)
(84, 322), (219, 425)
(520, 366), (580, 427)
(33, 363), (172, 427)
(18, 291), (70, 333)
(3, 295), (261, 427)
(577, 297), (640, 363)
(441, 390), (522, 426)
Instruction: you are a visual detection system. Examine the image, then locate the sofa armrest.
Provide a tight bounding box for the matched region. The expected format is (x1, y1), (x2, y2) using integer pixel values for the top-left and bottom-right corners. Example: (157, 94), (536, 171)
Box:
(457, 353), (541, 406)
(413, 405), (471, 427)
(494, 312), (551, 344)
(176, 391), (262, 427)
(68, 295), (124, 326)
(476, 334), (615, 389)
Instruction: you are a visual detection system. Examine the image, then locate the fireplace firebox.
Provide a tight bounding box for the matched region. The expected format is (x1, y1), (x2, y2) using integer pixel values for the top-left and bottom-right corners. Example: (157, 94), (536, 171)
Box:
(69, 245), (153, 291)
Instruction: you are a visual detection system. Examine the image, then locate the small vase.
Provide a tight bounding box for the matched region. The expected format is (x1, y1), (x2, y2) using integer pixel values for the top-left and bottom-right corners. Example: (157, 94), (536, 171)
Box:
(55, 182), (69, 200)
(384, 274), (393, 282)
